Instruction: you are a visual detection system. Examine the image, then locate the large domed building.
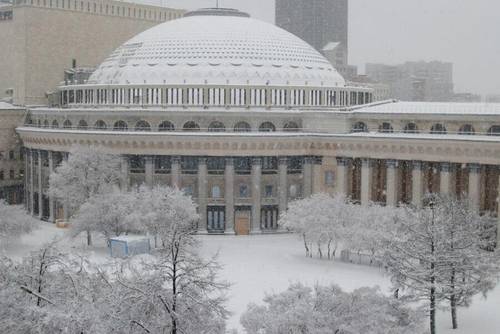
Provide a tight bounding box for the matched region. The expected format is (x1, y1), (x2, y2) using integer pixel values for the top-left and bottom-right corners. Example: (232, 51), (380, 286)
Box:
(17, 8), (500, 241)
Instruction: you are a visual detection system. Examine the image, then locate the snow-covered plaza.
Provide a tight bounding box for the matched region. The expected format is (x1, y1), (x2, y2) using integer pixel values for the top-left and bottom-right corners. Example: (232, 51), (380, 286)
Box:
(3, 221), (499, 334)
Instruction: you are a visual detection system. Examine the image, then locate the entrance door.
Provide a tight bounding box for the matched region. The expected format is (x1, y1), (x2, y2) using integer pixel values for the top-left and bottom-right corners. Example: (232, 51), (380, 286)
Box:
(235, 210), (251, 236)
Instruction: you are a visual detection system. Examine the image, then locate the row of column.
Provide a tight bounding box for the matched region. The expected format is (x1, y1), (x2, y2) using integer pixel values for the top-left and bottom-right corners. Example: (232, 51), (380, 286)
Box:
(337, 157), (500, 244)
(25, 149), (61, 222)
(336, 158), (491, 209)
(125, 156), (318, 233)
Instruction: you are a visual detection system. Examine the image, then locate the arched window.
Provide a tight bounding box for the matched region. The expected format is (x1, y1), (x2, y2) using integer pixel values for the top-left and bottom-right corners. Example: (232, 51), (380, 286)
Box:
(259, 122), (276, 132)
(234, 121), (251, 132)
(77, 120), (88, 130)
(158, 121), (175, 132)
(94, 120), (107, 130)
(379, 122), (393, 133)
(51, 120), (59, 128)
(487, 125), (500, 136)
(211, 185), (221, 198)
(113, 120), (128, 131)
(283, 121), (300, 132)
(43, 120), (49, 128)
(352, 122), (368, 133)
(208, 121), (226, 132)
(63, 120), (72, 129)
(404, 123), (419, 134)
(183, 121), (200, 131)
(430, 123), (447, 134)
(458, 124), (475, 135)
(135, 120), (151, 132)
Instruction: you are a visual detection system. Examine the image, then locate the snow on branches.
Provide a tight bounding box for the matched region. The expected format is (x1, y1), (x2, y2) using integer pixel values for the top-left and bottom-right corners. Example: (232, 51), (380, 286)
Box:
(0, 201), (34, 246)
(240, 283), (423, 334)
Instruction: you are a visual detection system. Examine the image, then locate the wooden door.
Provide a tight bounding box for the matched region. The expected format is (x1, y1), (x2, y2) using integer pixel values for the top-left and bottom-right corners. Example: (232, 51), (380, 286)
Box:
(235, 211), (250, 235)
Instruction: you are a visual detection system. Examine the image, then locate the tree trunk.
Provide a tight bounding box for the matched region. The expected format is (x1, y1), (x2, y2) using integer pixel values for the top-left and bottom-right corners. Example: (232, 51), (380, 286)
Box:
(450, 267), (458, 329)
(302, 234), (310, 257)
(317, 243), (323, 259)
(86, 230), (92, 246)
(430, 286), (436, 334)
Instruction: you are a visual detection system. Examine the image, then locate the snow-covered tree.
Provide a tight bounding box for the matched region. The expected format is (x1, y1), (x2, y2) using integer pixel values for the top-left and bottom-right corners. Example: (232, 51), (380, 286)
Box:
(127, 185), (199, 248)
(281, 194), (353, 259)
(49, 146), (122, 245)
(430, 195), (500, 330)
(0, 201), (34, 247)
(384, 200), (449, 334)
(71, 190), (137, 244)
(0, 244), (111, 333)
(108, 191), (227, 334)
(240, 283), (423, 334)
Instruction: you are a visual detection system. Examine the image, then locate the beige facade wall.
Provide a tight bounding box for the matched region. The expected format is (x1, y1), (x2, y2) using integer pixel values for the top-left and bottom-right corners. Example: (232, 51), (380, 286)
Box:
(0, 107), (25, 203)
(0, 2), (184, 106)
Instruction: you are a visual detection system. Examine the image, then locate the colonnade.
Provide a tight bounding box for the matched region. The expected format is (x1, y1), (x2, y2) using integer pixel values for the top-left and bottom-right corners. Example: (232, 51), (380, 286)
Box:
(22, 148), (500, 242)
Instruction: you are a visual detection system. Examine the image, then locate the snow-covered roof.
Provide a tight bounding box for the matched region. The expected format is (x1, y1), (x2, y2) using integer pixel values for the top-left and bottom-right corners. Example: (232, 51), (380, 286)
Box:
(0, 101), (23, 110)
(353, 101), (500, 115)
(322, 42), (341, 51)
(88, 8), (345, 88)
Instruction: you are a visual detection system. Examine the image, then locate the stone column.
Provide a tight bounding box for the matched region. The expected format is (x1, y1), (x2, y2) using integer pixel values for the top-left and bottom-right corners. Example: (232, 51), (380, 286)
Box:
(37, 150), (43, 219)
(303, 157), (314, 198)
(145, 156), (154, 188)
(497, 173), (500, 247)
(312, 157), (323, 194)
(335, 157), (350, 196)
(224, 158), (235, 234)
(251, 157), (262, 234)
(198, 158), (208, 233)
(24, 149), (29, 212)
(171, 156), (181, 188)
(412, 161), (424, 207)
(386, 159), (398, 207)
(29, 150), (35, 215)
(468, 163), (481, 211)
(48, 151), (55, 223)
(62, 153), (69, 221)
(278, 157), (288, 215)
(120, 156), (129, 191)
(361, 158), (373, 205)
(440, 162), (454, 195)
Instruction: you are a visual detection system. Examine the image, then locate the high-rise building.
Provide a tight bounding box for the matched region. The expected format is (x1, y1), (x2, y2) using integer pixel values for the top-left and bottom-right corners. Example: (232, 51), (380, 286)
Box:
(276, 0), (348, 57)
(366, 61), (454, 102)
(0, 0), (184, 106)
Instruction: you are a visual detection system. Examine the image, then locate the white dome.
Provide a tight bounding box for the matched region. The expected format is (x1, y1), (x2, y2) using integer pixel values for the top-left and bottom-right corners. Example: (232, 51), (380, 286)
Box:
(88, 8), (345, 88)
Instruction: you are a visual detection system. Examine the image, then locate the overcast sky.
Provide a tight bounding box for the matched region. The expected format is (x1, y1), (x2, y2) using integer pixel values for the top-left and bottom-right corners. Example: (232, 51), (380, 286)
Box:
(146, 0), (499, 95)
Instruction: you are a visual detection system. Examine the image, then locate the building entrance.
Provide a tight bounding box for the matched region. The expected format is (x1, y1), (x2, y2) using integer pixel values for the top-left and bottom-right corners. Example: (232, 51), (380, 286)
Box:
(234, 210), (251, 235)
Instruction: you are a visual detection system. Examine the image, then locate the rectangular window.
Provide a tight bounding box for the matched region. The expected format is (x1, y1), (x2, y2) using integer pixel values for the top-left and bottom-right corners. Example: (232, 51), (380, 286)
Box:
(261, 206), (278, 230)
(154, 156), (171, 174)
(129, 156), (145, 174)
(9, 170), (15, 179)
(264, 185), (273, 198)
(207, 206), (225, 232)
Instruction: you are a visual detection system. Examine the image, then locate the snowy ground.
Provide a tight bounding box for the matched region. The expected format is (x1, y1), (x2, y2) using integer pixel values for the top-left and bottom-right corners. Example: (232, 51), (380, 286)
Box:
(2, 221), (500, 334)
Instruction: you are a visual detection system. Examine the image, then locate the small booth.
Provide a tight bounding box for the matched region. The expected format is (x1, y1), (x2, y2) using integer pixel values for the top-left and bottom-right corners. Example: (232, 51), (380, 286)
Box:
(109, 236), (151, 258)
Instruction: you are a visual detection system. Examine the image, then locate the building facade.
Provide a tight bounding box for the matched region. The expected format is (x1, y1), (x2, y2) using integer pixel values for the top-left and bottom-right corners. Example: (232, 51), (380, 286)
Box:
(0, 102), (25, 204)
(14, 8), (500, 245)
(276, 0), (348, 55)
(0, 0), (184, 106)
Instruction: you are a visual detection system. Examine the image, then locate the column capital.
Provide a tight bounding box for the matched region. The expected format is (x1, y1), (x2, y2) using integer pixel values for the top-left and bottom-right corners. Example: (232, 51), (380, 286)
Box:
(361, 158), (375, 168)
(386, 159), (398, 169)
(440, 162), (454, 173)
(225, 157), (234, 166)
(313, 156), (323, 165)
(144, 155), (155, 162)
(171, 155), (181, 164)
(304, 156), (315, 164)
(468, 163), (481, 173)
(252, 157), (262, 166)
(198, 157), (207, 165)
(278, 156), (289, 165)
(412, 160), (423, 170)
(336, 157), (351, 167)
